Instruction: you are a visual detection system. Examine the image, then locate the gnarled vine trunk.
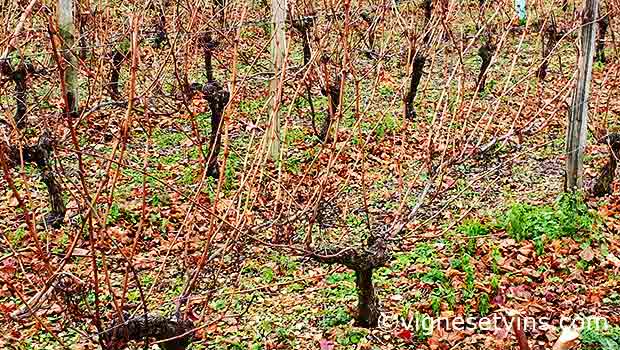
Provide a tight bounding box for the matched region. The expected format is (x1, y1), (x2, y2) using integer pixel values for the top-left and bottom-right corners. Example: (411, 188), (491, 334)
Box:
(214, 0), (226, 27)
(0, 59), (30, 128)
(319, 82), (341, 142)
(422, 0), (432, 22)
(405, 54), (426, 120)
(538, 16), (558, 80)
(308, 233), (389, 328)
(13, 66), (27, 128)
(477, 39), (494, 93)
(102, 313), (194, 350)
(152, 11), (168, 49)
(203, 82), (229, 178)
(355, 268), (380, 327)
(596, 15), (609, 63)
(108, 49), (126, 97)
(199, 34), (229, 178)
(1, 132), (65, 227)
(201, 33), (216, 82)
(360, 12), (376, 52)
(292, 17), (317, 135)
(592, 133), (620, 197)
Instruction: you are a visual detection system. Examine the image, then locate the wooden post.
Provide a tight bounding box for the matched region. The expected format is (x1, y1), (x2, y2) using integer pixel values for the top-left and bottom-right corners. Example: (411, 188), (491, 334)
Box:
(266, 0), (286, 160)
(566, 0), (598, 191)
(58, 0), (78, 117)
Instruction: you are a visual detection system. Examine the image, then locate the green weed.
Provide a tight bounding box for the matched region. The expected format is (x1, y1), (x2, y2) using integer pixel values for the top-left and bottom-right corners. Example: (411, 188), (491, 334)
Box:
(337, 329), (367, 345)
(374, 113), (401, 139)
(152, 129), (185, 149)
(323, 272), (357, 300)
(452, 254), (476, 300)
(285, 127), (305, 144)
(430, 290), (442, 315)
(490, 274), (500, 291)
(413, 312), (432, 340)
(490, 244), (501, 273)
(261, 267), (274, 283)
(270, 253), (299, 273)
(582, 322), (620, 350)
(11, 227), (26, 245)
(457, 219), (489, 255)
(478, 292), (490, 316)
(593, 60), (605, 71)
(501, 193), (595, 242)
(320, 307), (352, 328)
(412, 243), (436, 265)
(107, 202), (121, 224)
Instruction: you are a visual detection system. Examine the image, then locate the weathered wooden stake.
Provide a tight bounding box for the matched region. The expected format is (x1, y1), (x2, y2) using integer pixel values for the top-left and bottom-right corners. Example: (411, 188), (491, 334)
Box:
(266, 0), (286, 160)
(58, 0), (79, 117)
(566, 0), (599, 191)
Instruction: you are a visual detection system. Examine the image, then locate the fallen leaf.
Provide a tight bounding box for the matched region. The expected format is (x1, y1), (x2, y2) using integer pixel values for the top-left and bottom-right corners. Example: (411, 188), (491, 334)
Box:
(390, 294), (403, 301)
(606, 253), (620, 267)
(396, 328), (412, 342)
(580, 247), (595, 262)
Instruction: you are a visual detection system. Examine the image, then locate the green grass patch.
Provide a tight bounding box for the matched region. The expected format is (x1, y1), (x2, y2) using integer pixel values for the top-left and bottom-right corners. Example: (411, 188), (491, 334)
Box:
(582, 321), (620, 350)
(320, 306), (352, 329)
(457, 219), (489, 255)
(500, 193), (596, 242)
